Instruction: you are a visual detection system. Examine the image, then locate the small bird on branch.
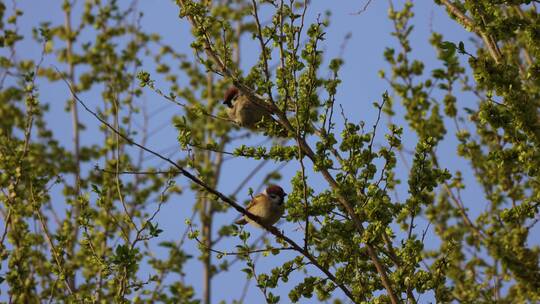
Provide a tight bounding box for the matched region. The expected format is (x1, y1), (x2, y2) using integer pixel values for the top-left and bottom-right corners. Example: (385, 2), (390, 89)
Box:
(223, 86), (290, 137)
(235, 185), (287, 228)
(223, 86), (274, 129)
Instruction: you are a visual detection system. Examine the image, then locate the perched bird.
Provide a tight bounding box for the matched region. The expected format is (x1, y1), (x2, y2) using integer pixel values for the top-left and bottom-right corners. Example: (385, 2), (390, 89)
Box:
(235, 185), (287, 228)
(223, 86), (274, 129)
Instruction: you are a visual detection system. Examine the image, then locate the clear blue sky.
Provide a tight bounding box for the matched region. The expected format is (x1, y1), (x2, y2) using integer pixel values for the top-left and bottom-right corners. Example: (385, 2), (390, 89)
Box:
(2, 1), (497, 302)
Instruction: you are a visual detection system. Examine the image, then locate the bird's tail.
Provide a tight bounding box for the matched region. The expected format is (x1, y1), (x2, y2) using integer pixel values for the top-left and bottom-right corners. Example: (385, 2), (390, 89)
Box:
(235, 218), (248, 225)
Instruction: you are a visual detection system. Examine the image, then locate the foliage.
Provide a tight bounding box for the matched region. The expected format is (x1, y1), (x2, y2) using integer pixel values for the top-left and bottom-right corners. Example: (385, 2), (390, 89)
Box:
(0, 0), (539, 303)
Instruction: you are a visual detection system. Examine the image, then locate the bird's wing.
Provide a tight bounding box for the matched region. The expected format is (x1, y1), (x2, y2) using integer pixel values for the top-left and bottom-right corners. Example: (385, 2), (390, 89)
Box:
(245, 193), (266, 211)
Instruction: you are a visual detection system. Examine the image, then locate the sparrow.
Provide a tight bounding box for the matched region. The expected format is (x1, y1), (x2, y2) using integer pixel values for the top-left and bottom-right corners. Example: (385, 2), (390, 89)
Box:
(223, 86), (274, 129)
(235, 185), (287, 228)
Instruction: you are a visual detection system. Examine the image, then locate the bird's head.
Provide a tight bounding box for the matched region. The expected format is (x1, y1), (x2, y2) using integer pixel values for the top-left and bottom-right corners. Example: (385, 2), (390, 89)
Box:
(264, 184), (287, 205)
(223, 86), (239, 108)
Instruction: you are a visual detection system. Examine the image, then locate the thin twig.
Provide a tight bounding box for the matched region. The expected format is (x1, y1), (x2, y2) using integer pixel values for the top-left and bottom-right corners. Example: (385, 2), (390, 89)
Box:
(351, 0), (373, 15)
(191, 224), (294, 256)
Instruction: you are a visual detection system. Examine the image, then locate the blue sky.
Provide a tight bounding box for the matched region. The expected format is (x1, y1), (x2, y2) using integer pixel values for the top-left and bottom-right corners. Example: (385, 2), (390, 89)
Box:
(1, 0), (498, 302)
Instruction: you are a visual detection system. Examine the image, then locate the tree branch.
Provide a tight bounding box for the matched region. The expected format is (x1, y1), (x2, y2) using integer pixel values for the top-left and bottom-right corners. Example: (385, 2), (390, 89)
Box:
(439, 0), (502, 63)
